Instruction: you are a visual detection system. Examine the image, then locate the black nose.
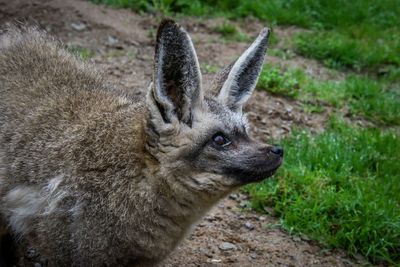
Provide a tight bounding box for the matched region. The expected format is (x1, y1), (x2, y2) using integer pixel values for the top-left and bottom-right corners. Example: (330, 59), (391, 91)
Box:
(271, 145), (284, 156)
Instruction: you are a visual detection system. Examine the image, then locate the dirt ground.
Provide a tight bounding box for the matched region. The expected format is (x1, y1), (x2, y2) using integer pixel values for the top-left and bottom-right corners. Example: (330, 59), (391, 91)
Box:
(0, 0), (371, 266)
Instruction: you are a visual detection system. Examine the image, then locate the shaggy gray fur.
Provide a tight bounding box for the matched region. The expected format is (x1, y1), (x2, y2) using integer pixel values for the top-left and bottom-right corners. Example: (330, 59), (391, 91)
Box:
(0, 20), (281, 266)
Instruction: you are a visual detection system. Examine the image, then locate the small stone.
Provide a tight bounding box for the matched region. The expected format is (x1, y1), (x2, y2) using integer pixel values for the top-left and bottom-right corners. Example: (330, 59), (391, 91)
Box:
(258, 216), (266, 221)
(241, 194), (251, 200)
(249, 253), (258, 259)
(198, 248), (209, 255)
(33, 263), (42, 267)
(219, 242), (237, 251)
(292, 236), (301, 242)
(300, 234), (310, 241)
(239, 201), (248, 208)
(285, 106), (294, 113)
(70, 22), (86, 31)
(228, 193), (239, 200)
(106, 35), (118, 46)
(244, 221), (255, 230)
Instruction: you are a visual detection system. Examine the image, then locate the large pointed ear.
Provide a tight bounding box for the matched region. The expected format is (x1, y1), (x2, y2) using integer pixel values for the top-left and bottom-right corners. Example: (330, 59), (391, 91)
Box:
(147, 19), (202, 126)
(217, 28), (270, 112)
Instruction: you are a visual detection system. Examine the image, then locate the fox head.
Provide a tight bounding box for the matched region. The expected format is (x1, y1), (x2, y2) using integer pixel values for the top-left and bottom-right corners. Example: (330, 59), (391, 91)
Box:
(145, 19), (283, 192)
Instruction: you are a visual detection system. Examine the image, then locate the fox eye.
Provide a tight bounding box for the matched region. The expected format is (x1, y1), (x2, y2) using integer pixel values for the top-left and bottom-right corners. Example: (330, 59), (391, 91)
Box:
(212, 132), (231, 147)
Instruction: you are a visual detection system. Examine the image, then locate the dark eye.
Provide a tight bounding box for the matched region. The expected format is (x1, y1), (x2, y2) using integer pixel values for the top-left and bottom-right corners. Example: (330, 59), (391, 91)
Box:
(212, 132), (231, 147)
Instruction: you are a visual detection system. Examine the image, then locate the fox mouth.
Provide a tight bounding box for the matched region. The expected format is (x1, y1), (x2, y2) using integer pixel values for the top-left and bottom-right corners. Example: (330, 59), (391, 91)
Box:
(248, 157), (283, 183)
(254, 159), (282, 181)
(225, 157), (283, 185)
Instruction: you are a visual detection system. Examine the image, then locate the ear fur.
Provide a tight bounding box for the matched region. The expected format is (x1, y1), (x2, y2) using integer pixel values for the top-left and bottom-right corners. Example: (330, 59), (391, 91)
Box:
(217, 28), (270, 112)
(148, 19), (202, 126)
(209, 62), (234, 97)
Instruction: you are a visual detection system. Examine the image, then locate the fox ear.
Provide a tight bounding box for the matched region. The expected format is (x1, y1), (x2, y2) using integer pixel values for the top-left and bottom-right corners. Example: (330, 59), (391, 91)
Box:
(217, 28), (269, 112)
(148, 19), (202, 126)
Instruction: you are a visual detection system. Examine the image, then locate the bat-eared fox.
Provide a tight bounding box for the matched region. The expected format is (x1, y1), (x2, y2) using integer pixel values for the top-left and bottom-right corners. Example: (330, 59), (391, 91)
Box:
(0, 19), (283, 266)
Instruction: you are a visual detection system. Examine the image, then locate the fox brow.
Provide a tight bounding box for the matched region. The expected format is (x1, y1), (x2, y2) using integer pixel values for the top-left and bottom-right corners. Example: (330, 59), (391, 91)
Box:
(204, 98), (247, 135)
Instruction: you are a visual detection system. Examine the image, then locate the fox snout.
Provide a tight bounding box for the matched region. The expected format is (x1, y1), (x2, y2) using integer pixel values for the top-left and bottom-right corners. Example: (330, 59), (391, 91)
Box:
(270, 145), (284, 156)
(259, 144), (284, 157)
(257, 144), (284, 178)
(221, 142), (284, 185)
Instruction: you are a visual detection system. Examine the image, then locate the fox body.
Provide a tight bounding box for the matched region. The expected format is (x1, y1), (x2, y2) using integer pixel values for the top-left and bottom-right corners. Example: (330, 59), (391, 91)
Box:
(0, 20), (283, 266)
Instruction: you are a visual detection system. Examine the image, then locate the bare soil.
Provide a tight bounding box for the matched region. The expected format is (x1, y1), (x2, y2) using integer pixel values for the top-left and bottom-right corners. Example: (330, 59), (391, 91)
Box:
(0, 0), (370, 266)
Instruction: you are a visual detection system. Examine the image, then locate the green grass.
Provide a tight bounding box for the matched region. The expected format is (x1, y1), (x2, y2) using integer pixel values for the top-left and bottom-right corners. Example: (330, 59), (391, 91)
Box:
(269, 48), (295, 60)
(67, 45), (95, 59)
(257, 64), (303, 98)
(200, 63), (219, 74)
(257, 64), (400, 125)
(245, 118), (400, 264)
(213, 22), (249, 42)
(91, 0), (400, 73)
(295, 30), (400, 72)
(344, 79), (400, 125)
(305, 76), (400, 125)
